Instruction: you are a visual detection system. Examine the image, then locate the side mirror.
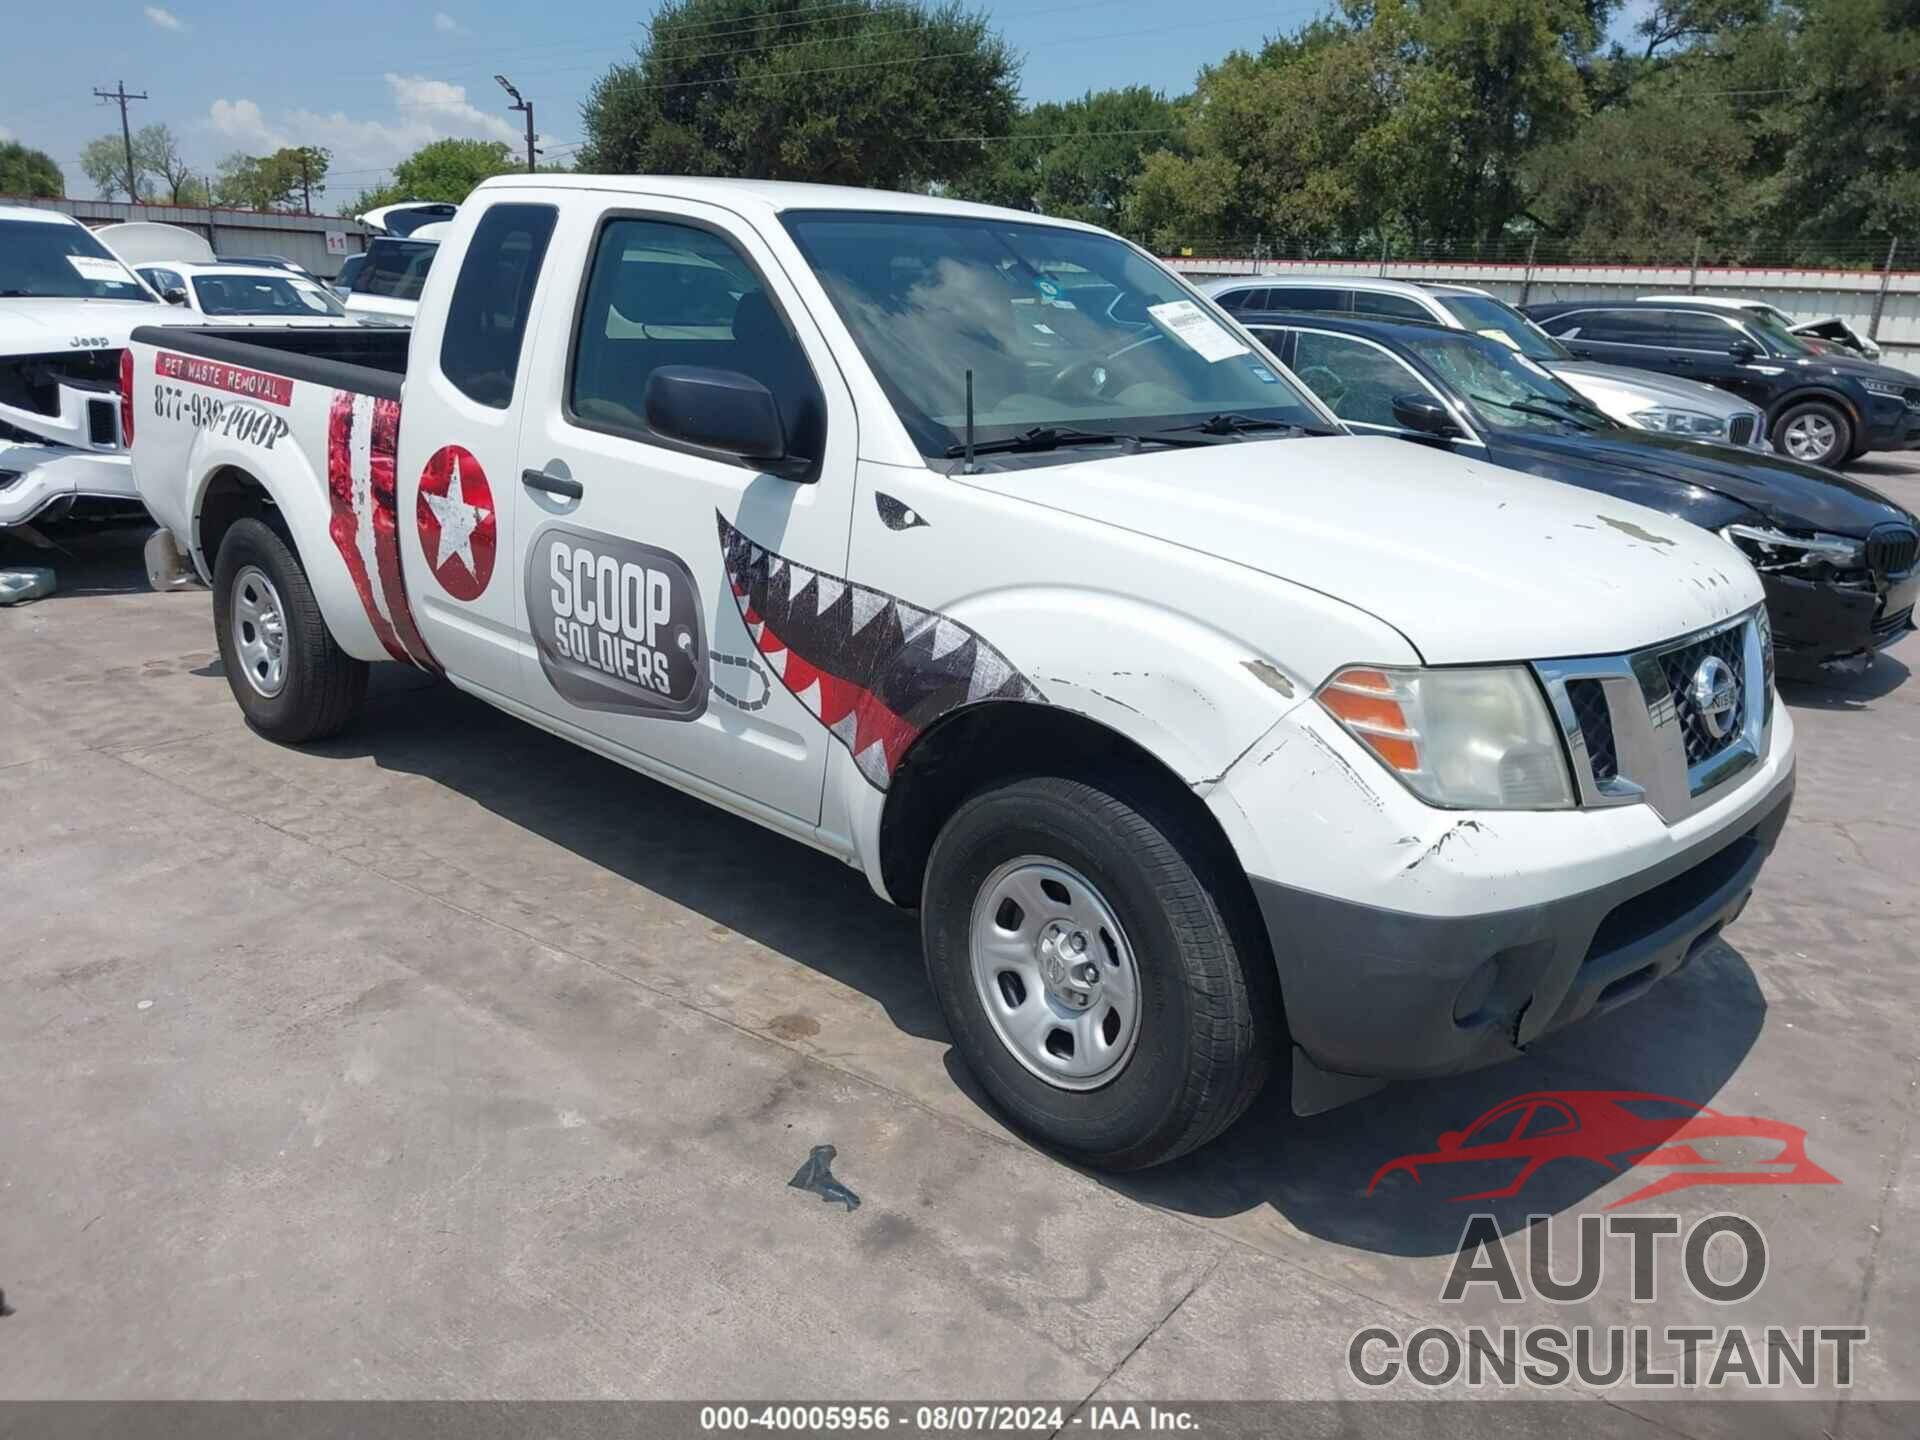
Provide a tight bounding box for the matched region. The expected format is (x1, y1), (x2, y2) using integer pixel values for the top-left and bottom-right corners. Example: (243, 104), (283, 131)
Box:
(1391, 392), (1461, 438)
(1729, 341), (1761, 362)
(643, 366), (806, 478)
(1437, 1130), (1464, 1153)
(163, 287), (189, 306)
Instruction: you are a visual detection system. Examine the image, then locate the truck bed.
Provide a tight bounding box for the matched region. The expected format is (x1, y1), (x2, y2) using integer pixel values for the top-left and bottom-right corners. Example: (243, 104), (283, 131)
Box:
(128, 324), (410, 400)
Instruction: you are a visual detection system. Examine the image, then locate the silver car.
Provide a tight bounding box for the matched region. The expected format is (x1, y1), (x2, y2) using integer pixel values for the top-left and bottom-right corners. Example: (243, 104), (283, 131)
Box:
(1204, 276), (1768, 449)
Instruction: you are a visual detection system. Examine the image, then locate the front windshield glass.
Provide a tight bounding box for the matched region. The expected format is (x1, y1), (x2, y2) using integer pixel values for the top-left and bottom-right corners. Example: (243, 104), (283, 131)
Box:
(192, 273), (348, 317)
(1738, 309), (1813, 356)
(1434, 293), (1567, 362)
(781, 211), (1325, 459)
(0, 218), (150, 301)
(1399, 331), (1605, 433)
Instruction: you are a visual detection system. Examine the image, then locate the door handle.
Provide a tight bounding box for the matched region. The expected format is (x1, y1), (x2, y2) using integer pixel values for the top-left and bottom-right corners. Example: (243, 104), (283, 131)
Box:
(522, 467), (583, 499)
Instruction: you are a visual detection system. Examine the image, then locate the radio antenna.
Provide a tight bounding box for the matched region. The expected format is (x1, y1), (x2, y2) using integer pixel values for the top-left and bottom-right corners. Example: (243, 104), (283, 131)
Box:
(963, 369), (976, 473)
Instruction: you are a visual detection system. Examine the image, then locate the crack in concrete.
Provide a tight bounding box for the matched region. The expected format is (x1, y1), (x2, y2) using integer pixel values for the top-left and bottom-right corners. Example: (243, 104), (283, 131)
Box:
(1056, 1251), (1226, 1436)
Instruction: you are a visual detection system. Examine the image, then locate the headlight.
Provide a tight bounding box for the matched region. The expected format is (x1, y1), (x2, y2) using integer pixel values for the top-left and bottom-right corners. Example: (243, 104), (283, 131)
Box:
(1722, 522), (1865, 569)
(1629, 407), (1728, 436)
(1317, 665), (1574, 810)
(1862, 378), (1907, 400)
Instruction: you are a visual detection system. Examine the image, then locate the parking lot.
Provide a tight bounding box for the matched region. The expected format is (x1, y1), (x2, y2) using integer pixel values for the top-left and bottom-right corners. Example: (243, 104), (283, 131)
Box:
(2, 454), (1918, 1430)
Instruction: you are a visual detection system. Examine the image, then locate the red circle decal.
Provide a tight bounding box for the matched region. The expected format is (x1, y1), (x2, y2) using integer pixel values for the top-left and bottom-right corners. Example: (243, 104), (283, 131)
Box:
(416, 444), (497, 601)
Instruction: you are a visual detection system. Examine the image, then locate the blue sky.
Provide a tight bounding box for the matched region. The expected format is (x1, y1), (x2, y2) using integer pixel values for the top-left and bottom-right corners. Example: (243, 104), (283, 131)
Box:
(3, 1), (1648, 208)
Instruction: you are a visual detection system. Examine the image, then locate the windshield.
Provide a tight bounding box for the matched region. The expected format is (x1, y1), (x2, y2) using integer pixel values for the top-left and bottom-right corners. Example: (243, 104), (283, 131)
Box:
(192, 273), (348, 318)
(1738, 309), (1814, 356)
(1434, 293), (1567, 362)
(1398, 331), (1603, 433)
(356, 239), (436, 301)
(0, 218), (150, 301)
(781, 211), (1325, 460)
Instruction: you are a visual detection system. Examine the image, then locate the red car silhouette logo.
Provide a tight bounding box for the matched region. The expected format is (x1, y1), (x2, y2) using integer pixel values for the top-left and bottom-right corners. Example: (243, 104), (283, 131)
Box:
(1367, 1090), (1839, 1210)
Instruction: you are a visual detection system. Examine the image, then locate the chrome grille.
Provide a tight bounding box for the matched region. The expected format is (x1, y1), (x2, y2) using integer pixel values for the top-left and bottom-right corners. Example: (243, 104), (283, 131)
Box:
(1565, 679), (1617, 783)
(1657, 627), (1747, 765)
(1866, 524), (1918, 578)
(1535, 609), (1772, 825)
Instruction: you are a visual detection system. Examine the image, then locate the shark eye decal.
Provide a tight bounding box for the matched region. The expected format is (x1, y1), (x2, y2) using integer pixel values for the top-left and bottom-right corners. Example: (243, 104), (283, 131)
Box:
(875, 492), (929, 531)
(717, 512), (1044, 789)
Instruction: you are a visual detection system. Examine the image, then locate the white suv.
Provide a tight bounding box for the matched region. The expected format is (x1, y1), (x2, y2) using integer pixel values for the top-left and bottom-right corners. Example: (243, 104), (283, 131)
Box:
(1204, 276), (1768, 448)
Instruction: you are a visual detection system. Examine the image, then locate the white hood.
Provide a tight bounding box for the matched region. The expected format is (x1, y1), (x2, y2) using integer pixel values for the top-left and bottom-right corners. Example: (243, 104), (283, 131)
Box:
(966, 435), (1762, 665)
(0, 296), (184, 359)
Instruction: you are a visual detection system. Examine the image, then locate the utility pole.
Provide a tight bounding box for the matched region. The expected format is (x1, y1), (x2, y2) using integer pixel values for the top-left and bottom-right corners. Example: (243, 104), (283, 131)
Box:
(495, 75), (539, 173)
(92, 80), (149, 204)
(1868, 238), (1899, 342)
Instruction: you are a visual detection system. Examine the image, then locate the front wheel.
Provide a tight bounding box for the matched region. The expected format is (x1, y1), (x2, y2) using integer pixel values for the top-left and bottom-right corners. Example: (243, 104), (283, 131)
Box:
(212, 517), (367, 742)
(921, 775), (1278, 1170)
(1772, 401), (1852, 468)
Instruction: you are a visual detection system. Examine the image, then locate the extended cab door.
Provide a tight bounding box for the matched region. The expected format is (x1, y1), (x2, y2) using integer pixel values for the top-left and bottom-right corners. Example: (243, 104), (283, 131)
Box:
(509, 197), (859, 825)
(394, 199), (561, 697)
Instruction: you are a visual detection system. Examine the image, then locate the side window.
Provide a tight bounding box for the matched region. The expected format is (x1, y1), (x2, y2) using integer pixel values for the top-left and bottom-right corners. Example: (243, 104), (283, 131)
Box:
(1291, 331), (1425, 428)
(439, 203), (558, 409)
(1573, 309), (1673, 346)
(1216, 287), (1260, 311)
(1669, 313), (1740, 351)
(1267, 286), (1351, 314)
(569, 217), (826, 466)
(1517, 1103), (1576, 1140)
(1353, 291), (1431, 322)
(1463, 1109), (1526, 1147)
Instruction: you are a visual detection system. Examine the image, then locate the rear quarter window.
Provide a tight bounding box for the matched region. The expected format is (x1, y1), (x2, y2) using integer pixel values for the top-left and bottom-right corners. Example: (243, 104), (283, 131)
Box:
(439, 203), (558, 409)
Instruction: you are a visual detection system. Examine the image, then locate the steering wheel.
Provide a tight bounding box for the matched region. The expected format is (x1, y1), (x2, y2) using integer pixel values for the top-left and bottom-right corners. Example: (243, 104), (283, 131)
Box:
(1296, 365), (1347, 407)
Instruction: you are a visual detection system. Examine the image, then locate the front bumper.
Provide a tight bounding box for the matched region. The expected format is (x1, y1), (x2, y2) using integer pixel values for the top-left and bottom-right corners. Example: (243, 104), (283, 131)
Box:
(1765, 568), (1919, 673)
(1217, 698), (1796, 1115)
(1861, 404), (1920, 453)
(0, 444), (142, 528)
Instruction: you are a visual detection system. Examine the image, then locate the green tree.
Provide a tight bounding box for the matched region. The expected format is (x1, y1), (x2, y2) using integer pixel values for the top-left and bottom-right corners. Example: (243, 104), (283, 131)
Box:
(81, 134), (150, 200)
(578, 0), (1020, 190)
(350, 138), (519, 212)
(0, 140), (64, 197)
(213, 146), (330, 212)
(955, 87), (1183, 228)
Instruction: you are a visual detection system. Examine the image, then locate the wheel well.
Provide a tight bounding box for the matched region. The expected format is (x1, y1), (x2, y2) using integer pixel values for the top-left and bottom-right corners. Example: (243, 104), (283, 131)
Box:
(196, 466), (280, 570)
(878, 703), (1263, 941)
(1768, 388), (1858, 426)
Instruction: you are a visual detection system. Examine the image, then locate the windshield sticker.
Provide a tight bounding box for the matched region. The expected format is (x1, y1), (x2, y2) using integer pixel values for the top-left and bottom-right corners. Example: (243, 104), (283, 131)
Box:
(527, 526), (709, 720)
(156, 350), (294, 406)
(1250, 365), (1280, 384)
(717, 513), (1044, 791)
(65, 254), (131, 284)
(1147, 300), (1249, 363)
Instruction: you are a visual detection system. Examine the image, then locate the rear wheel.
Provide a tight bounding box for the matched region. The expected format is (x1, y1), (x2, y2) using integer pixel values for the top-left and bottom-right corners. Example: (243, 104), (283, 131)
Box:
(921, 774), (1277, 1170)
(213, 517), (367, 742)
(1772, 400), (1852, 468)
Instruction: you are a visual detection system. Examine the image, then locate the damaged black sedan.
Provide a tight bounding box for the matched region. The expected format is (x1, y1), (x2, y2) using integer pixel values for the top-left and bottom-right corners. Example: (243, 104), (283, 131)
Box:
(1243, 311), (1919, 676)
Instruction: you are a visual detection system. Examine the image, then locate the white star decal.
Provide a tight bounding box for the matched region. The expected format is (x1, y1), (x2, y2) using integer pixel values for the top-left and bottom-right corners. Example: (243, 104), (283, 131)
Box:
(424, 457), (490, 576)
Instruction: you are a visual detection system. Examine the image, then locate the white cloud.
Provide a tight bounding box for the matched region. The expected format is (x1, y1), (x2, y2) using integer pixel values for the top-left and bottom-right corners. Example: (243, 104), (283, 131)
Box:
(0, 126), (13, 143)
(203, 75), (533, 198)
(144, 5), (186, 31)
(432, 12), (468, 35)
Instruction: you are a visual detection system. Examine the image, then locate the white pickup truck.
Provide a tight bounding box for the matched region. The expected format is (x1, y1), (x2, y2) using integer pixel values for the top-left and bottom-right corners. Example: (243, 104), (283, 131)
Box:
(127, 177), (1796, 1169)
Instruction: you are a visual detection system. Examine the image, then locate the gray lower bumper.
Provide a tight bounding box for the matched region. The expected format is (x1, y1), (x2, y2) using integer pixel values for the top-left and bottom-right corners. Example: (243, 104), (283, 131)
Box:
(1254, 771), (1795, 1115)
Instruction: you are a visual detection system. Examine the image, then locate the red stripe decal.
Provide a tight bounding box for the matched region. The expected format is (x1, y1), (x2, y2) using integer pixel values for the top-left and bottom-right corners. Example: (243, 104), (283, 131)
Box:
(325, 391), (410, 664)
(363, 396), (439, 673)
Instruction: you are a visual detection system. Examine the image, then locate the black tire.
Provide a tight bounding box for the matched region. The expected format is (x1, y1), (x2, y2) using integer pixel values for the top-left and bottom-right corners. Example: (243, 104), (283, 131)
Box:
(1770, 400), (1852, 468)
(921, 774), (1278, 1170)
(212, 516), (367, 742)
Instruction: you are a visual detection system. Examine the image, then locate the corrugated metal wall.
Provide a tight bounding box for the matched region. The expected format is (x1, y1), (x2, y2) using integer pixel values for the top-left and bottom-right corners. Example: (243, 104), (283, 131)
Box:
(4, 196), (370, 279)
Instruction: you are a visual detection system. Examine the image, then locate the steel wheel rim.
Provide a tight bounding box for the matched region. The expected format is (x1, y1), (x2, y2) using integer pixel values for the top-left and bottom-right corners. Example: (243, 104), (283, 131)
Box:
(1784, 413), (1836, 460)
(968, 856), (1142, 1091)
(230, 564), (289, 698)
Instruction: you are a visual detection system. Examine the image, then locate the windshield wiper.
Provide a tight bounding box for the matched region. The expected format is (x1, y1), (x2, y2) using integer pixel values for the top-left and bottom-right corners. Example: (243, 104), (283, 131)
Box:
(1156, 412), (1335, 438)
(942, 425), (1217, 458)
(1470, 393), (1600, 431)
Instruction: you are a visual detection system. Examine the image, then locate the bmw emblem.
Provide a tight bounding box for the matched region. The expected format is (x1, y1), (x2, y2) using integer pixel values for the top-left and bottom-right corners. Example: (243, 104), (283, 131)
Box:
(1689, 656), (1740, 739)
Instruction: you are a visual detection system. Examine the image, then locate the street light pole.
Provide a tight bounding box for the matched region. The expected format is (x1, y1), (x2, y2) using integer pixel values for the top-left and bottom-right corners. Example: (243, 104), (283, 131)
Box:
(495, 75), (539, 174)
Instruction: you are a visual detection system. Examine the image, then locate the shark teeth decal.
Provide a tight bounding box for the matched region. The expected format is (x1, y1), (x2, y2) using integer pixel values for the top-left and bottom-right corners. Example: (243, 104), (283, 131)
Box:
(715, 511), (1044, 790)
